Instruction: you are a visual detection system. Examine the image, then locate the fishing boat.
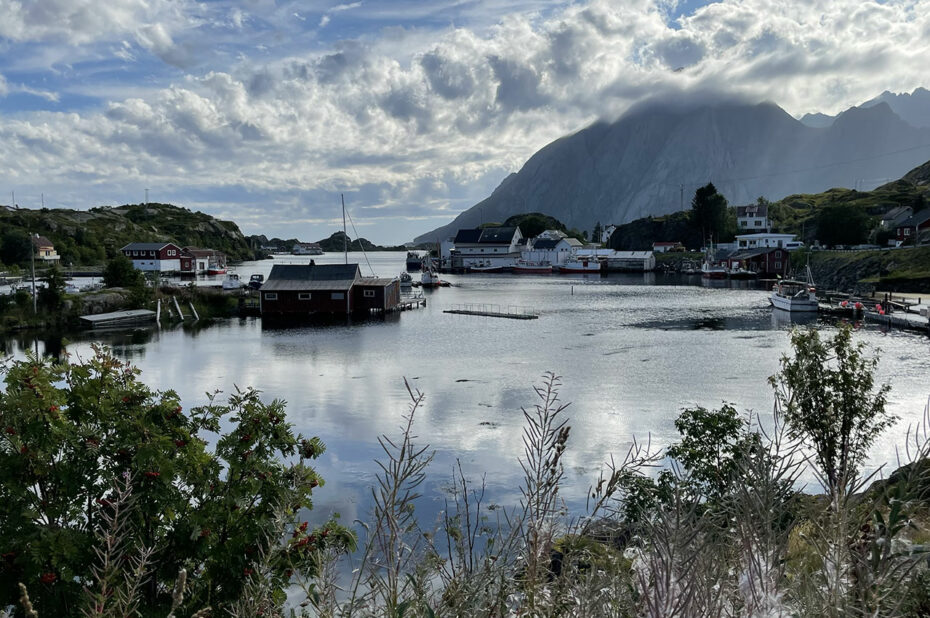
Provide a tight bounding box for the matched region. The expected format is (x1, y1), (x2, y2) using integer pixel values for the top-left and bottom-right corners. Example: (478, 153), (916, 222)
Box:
(406, 252), (424, 272)
(770, 266), (818, 312)
(399, 272), (413, 289)
(557, 257), (602, 273)
(248, 274), (264, 290)
(207, 264), (227, 275)
(701, 240), (727, 279)
(513, 260), (552, 274)
(467, 261), (506, 273)
(420, 263), (441, 288)
(727, 266), (758, 279)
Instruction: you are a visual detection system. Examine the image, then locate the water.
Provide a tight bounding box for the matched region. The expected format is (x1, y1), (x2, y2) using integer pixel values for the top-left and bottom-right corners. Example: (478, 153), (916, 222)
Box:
(3, 251), (930, 523)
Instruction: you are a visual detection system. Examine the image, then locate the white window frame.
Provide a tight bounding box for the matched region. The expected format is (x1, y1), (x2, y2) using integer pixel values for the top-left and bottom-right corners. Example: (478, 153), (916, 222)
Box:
(298, 293), (311, 300)
(264, 292), (278, 300)
(363, 289), (375, 298)
(331, 292), (345, 300)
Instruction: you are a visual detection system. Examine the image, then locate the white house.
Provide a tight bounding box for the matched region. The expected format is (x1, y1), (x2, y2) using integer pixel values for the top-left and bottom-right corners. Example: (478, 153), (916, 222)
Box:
(522, 236), (583, 266)
(736, 204), (770, 232)
(449, 226), (524, 270)
(575, 248), (656, 271)
(735, 233), (803, 251)
(601, 225), (617, 244)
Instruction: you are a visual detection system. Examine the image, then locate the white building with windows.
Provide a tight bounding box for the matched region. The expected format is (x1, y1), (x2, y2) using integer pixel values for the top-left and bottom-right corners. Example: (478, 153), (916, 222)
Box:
(735, 233), (803, 251)
(449, 226), (524, 269)
(736, 204), (770, 232)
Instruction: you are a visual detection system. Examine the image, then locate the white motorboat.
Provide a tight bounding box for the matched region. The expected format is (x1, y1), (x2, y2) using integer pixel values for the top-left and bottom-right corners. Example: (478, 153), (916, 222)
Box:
(770, 266), (818, 312)
(399, 271), (413, 289)
(420, 264), (441, 288)
(557, 257), (602, 273)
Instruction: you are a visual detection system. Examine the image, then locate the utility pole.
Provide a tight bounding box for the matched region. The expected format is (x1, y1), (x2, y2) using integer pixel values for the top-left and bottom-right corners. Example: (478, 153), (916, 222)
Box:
(30, 233), (37, 314)
(41, 193), (44, 208)
(341, 193), (347, 264)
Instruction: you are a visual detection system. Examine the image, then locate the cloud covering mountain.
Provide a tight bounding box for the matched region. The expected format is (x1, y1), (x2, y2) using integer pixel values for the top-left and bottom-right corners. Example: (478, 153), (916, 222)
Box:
(2, 1), (930, 243)
(415, 99), (930, 243)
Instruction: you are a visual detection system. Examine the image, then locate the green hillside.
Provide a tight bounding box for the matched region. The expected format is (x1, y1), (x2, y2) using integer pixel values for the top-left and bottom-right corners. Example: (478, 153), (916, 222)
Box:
(608, 159), (930, 250)
(0, 203), (261, 268)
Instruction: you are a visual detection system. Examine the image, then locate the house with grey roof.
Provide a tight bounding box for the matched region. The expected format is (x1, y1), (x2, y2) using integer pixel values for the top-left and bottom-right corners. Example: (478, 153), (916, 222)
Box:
(260, 262), (400, 317)
(449, 226), (524, 271)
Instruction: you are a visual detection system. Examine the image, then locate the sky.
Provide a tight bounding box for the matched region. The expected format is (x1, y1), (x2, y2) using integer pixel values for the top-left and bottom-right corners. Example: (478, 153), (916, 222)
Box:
(1, 0), (929, 245)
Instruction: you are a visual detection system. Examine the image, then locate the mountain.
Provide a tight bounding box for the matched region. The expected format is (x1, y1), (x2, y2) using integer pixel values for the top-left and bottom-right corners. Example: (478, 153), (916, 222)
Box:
(415, 97), (930, 244)
(798, 87), (930, 129)
(861, 87), (930, 128)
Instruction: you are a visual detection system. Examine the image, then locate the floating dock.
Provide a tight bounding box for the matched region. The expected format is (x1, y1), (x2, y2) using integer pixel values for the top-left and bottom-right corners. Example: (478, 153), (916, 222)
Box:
(818, 295), (930, 336)
(79, 309), (157, 328)
(443, 303), (538, 320)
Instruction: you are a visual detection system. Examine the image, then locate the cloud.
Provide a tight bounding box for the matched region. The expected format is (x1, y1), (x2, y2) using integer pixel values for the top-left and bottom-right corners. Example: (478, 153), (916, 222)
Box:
(0, 74), (7, 97)
(1, 0), (930, 243)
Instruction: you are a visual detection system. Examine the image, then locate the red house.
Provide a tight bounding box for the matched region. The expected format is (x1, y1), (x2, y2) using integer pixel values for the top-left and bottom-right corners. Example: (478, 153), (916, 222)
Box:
(120, 242), (183, 272)
(726, 248), (790, 277)
(896, 210), (930, 244)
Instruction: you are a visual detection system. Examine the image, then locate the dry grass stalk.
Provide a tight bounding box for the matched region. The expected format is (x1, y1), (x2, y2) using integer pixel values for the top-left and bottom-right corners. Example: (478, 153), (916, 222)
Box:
(18, 582), (38, 618)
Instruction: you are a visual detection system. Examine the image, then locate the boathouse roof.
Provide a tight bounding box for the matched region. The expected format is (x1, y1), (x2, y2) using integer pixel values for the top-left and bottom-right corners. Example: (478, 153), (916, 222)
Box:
(532, 238), (560, 250)
(899, 210), (930, 228)
(261, 263), (361, 292)
(121, 242), (177, 251)
(453, 229), (483, 244)
(478, 226), (519, 244)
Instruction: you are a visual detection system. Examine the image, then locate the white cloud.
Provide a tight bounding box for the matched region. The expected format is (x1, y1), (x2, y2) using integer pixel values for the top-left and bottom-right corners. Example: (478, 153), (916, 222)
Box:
(0, 74), (7, 97)
(1, 0), (929, 242)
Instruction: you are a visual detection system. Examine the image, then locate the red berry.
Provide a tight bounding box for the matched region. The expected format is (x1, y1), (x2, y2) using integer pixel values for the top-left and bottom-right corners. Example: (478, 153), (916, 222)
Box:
(144, 471), (160, 478)
(121, 397), (130, 403)
(299, 521), (308, 532)
(40, 572), (56, 584)
(243, 568), (253, 576)
(175, 440), (186, 447)
(4, 427), (15, 435)
(47, 405), (58, 412)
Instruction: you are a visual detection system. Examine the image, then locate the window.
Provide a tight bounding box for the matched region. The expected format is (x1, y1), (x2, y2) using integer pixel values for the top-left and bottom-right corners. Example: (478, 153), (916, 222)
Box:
(264, 293), (278, 300)
(298, 293), (311, 300)
(133, 251), (138, 256)
(904, 228), (911, 236)
(775, 261), (782, 269)
(332, 292), (345, 300)
(168, 249), (176, 256)
(363, 289), (375, 298)
(754, 220), (762, 226)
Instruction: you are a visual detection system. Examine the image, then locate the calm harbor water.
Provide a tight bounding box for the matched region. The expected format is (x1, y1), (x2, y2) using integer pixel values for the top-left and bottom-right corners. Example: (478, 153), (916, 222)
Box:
(3, 251), (930, 523)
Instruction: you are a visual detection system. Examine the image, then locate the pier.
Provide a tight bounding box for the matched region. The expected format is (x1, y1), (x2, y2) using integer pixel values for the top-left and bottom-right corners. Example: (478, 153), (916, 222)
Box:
(79, 309), (157, 328)
(817, 292), (930, 336)
(443, 303), (538, 320)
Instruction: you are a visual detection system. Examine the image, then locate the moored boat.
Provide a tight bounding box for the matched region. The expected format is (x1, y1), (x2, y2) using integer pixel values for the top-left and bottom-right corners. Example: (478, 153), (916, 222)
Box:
(420, 268), (441, 288)
(557, 257), (602, 273)
(513, 260), (552, 274)
(249, 274), (264, 290)
(770, 266), (818, 312)
(467, 261), (506, 273)
(399, 271), (413, 289)
(208, 265), (227, 275)
(406, 252), (424, 272)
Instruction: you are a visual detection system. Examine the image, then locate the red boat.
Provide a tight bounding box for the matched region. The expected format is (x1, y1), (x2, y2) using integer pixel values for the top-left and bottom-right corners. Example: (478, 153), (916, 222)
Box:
(207, 266), (227, 275)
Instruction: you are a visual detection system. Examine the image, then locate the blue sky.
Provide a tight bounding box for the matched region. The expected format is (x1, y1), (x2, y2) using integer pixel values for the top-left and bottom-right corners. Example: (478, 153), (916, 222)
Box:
(1, 0), (928, 243)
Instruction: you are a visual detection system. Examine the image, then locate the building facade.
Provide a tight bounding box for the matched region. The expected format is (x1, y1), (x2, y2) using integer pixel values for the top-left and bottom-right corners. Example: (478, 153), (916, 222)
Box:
(120, 242), (183, 272)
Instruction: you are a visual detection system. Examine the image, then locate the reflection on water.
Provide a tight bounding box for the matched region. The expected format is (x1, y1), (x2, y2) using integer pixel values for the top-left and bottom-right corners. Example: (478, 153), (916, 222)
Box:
(3, 252), (929, 522)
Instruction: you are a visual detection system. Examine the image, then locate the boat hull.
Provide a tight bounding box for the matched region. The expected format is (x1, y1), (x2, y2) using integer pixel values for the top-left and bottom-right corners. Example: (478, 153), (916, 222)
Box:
(513, 266), (552, 274)
(770, 292), (818, 312)
(557, 262), (601, 273)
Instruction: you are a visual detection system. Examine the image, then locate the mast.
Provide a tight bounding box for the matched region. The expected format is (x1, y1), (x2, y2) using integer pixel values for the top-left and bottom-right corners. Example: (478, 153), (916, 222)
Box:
(341, 193), (347, 264)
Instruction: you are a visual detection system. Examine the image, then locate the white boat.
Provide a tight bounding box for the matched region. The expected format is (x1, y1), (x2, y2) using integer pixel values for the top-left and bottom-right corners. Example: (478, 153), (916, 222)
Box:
(701, 239), (727, 279)
(399, 272), (413, 289)
(420, 264), (441, 288)
(770, 267), (818, 312)
(557, 257), (602, 273)
(467, 261), (506, 273)
(222, 273), (242, 291)
(513, 260), (552, 274)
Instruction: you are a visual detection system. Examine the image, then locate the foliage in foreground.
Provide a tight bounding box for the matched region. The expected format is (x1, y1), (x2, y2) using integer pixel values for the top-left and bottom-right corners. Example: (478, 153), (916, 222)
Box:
(0, 346), (354, 617)
(3, 325), (930, 617)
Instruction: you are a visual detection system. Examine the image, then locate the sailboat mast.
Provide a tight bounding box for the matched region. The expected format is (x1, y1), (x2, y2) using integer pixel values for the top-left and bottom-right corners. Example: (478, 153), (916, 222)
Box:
(341, 193), (347, 265)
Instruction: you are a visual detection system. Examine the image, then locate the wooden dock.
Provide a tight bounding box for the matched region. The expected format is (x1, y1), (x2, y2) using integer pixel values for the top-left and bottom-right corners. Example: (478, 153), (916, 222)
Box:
(443, 303), (538, 320)
(79, 309), (157, 328)
(819, 302), (930, 336)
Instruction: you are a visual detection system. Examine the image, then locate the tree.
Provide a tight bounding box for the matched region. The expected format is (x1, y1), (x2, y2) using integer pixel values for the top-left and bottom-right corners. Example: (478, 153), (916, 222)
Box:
(592, 221), (603, 244)
(0, 230), (33, 267)
(691, 183), (728, 241)
(103, 254), (144, 288)
(0, 347), (354, 616)
(815, 204), (870, 247)
(38, 264), (66, 312)
(769, 326), (894, 496)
